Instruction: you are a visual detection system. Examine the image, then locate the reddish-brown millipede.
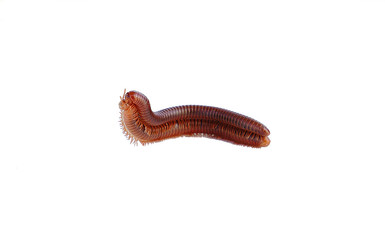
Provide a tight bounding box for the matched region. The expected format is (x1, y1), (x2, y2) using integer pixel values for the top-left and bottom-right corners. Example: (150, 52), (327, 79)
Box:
(119, 90), (270, 148)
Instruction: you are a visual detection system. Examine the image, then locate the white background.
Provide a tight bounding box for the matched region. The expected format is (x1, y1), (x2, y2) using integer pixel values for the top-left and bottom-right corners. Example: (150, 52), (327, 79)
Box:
(1, 0), (384, 239)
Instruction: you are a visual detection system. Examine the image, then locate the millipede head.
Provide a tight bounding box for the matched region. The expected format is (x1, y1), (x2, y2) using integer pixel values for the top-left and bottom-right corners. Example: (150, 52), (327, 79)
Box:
(119, 89), (135, 110)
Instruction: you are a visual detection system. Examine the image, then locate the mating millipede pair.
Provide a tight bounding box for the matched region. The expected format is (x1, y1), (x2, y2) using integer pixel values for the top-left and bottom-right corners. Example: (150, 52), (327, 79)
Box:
(119, 90), (270, 148)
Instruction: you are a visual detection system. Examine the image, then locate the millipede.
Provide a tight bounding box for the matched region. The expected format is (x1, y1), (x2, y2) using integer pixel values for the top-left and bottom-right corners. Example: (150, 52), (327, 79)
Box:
(119, 90), (270, 148)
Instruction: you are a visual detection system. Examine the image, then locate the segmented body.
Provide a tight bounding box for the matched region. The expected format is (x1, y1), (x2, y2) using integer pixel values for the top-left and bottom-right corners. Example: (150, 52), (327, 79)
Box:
(119, 90), (270, 148)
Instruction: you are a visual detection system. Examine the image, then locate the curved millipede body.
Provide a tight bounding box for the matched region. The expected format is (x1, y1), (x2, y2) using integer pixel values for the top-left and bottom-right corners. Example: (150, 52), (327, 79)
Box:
(119, 90), (270, 148)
